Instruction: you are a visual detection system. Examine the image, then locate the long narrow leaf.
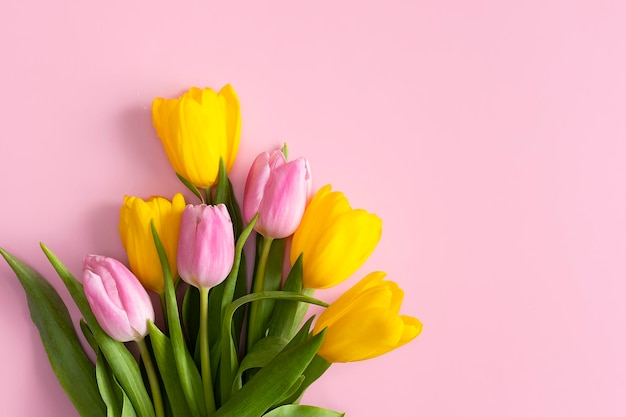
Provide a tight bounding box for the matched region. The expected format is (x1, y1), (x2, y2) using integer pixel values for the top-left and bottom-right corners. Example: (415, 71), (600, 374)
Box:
(0, 247), (106, 417)
(151, 224), (207, 417)
(96, 348), (124, 417)
(219, 292), (328, 405)
(148, 322), (194, 417)
(263, 405), (344, 417)
(40, 244), (155, 417)
(214, 330), (326, 417)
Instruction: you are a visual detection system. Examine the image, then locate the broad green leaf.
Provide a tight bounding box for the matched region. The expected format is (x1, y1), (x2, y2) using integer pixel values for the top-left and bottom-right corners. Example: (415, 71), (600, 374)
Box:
(263, 405), (344, 417)
(214, 330), (326, 417)
(233, 336), (288, 391)
(148, 322), (194, 417)
(277, 354), (331, 406)
(271, 375), (304, 408)
(40, 244), (155, 417)
(0, 247), (106, 417)
(219, 292), (327, 406)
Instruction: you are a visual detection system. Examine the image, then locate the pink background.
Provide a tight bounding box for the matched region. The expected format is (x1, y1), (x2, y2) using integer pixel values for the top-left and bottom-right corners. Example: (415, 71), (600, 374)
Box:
(2, 0), (626, 415)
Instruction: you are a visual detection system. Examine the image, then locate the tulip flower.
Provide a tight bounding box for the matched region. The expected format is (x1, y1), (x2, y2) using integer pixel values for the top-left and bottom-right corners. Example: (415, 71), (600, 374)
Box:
(313, 272), (422, 363)
(290, 185), (382, 289)
(177, 204), (235, 289)
(82, 255), (155, 342)
(243, 149), (311, 239)
(176, 203), (235, 414)
(119, 193), (186, 293)
(152, 85), (241, 189)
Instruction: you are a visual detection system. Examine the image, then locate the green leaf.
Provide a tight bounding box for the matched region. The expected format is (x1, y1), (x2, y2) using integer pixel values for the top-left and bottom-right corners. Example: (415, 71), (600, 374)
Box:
(277, 355), (331, 406)
(121, 393), (139, 417)
(219, 292), (328, 406)
(233, 336), (288, 391)
(176, 173), (205, 203)
(213, 158), (230, 207)
(0, 247), (106, 417)
(148, 322), (194, 417)
(40, 244), (155, 417)
(182, 285), (200, 359)
(212, 159), (250, 360)
(267, 255), (307, 339)
(271, 376), (304, 408)
(214, 330), (326, 417)
(96, 348), (123, 417)
(255, 238), (286, 334)
(263, 405), (344, 417)
(151, 224), (207, 417)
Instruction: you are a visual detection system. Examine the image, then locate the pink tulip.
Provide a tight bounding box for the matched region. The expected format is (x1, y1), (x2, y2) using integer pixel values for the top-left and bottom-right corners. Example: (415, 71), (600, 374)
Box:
(177, 204), (235, 289)
(83, 255), (155, 342)
(243, 150), (311, 239)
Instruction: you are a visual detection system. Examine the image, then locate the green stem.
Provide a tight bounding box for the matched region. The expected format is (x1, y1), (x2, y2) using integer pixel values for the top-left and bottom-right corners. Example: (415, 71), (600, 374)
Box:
(136, 338), (165, 417)
(246, 236), (274, 352)
(199, 287), (216, 415)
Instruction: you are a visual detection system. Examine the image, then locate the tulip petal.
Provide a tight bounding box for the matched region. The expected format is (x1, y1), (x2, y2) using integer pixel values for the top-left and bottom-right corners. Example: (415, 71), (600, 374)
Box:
(313, 272), (420, 363)
(83, 270), (133, 342)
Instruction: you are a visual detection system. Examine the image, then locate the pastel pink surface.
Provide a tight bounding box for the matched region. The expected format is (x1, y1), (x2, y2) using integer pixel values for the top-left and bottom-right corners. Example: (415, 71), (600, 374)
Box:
(1, 1), (626, 416)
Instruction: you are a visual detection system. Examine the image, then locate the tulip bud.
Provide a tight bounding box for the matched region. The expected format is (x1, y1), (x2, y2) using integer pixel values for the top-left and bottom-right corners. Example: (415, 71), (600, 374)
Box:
(290, 185), (382, 289)
(177, 204), (235, 289)
(243, 150), (311, 239)
(119, 193), (186, 293)
(83, 255), (155, 342)
(152, 85), (241, 188)
(313, 272), (422, 363)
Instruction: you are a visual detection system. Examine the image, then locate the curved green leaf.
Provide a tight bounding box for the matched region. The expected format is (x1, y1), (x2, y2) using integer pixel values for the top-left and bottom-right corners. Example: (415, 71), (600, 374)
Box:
(214, 330), (326, 417)
(263, 405), (344, 417)
(0, 247), (106, 417)
(40, 244), (155, 417)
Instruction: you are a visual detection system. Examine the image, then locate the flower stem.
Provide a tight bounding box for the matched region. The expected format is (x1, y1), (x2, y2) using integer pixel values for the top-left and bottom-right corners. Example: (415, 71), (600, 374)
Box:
(246, 236), (274, 352)
(136, 337), (165, 417)
(199, 287), (216, 415)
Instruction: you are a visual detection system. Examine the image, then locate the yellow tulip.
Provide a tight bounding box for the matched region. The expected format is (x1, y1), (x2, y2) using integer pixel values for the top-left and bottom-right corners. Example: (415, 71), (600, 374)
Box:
(152, 85), (241, 188)
(119, 193), (186, 293)
(290, 185), (382, 289)
(313, 271), (422, 363)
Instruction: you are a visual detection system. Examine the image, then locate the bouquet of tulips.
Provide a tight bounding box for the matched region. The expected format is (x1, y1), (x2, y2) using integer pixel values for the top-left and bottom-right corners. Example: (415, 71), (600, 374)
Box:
(1, 85), (422, 417)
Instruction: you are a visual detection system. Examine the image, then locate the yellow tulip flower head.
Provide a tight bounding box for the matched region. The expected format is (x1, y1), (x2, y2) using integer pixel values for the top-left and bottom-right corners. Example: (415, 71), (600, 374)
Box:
(290, 185), (382, 289)
(152, 85), (241, 188)
(313, 271), (422, 363)
(119, 193), (186, 293)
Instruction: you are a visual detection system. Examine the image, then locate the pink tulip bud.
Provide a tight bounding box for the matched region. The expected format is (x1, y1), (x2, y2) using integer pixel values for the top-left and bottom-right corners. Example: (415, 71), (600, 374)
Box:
(83, 255), (155, 342)
(177, 204), (235, 289)
(243, 150), (312, 239)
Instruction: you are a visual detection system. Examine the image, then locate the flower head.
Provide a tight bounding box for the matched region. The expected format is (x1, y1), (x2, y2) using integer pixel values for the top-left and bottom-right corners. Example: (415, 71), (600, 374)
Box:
(152, 85), (241, 188)
(290, 185), (382, 289)
(313, 272), (422, 363)
(243, 150), (311, 239)
(177, 204), (235, 289)
(83, 255), (155, 342)
(119, 193), (186, 293)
